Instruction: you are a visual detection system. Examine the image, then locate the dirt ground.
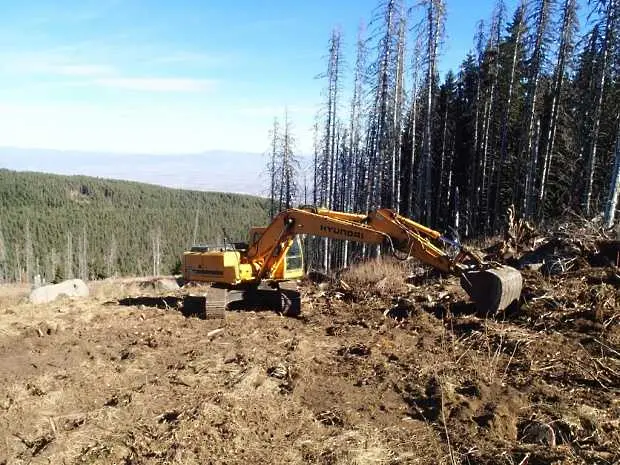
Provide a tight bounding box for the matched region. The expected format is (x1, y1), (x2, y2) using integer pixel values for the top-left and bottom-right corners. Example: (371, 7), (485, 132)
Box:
(0, 262), (618, 465)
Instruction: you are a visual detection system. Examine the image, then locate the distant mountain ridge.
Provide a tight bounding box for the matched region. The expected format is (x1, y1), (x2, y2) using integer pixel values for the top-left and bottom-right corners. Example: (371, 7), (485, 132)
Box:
(0, 147), (270, 196)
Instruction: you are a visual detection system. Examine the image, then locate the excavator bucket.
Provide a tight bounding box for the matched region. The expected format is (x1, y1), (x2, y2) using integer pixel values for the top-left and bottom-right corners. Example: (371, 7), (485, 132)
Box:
(460, 265), (523, 312)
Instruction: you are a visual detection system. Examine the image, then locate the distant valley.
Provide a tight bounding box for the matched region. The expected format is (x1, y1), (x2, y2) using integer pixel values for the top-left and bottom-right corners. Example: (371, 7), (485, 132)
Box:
(0, 147), (272, 196)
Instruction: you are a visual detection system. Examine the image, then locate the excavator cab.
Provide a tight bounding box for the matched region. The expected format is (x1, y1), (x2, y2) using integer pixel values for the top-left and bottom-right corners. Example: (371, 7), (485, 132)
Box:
(249, 228), (304, 280)
(280, 235), (304, 279)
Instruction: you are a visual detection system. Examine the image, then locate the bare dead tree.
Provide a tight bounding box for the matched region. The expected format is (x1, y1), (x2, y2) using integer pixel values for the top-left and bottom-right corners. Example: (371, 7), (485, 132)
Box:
(25, 220), (34, 283)
(0, 219), (7, 282)
(407, 34), (424, 217)
(520, 0), (553, 218)
(350, 22), (368, 214)
(493, 0), (527, 228)
(268, 117), (280, 218)
(418, 0), (446, 224)
(605, 121), (620, 227)
(65, 231), (73, 280)
(106, 236), (117, 278)
(151, 227), (161, 277)
(479, 4), (504, 232)
(392, 15), (407, 211)
(279, 108), (298, 211)
(538, 0), (578, 218)
(583, 0), (618, 216)
(78, 224), (88, 281)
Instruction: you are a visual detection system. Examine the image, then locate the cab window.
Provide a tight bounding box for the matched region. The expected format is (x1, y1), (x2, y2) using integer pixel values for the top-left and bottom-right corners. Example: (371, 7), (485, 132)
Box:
(285, 236), (303, 271)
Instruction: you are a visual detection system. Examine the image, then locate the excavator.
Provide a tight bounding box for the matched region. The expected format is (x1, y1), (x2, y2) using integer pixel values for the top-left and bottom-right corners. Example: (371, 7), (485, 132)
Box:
(181, 207), (523, 317)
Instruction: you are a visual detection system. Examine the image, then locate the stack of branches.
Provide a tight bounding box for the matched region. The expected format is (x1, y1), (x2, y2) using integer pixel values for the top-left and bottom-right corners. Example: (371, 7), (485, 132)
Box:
(486, 207), (620, 273)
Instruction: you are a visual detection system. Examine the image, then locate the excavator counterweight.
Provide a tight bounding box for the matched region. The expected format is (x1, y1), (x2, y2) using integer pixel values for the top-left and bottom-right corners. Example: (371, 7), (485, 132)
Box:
(181, 207), (523, 316)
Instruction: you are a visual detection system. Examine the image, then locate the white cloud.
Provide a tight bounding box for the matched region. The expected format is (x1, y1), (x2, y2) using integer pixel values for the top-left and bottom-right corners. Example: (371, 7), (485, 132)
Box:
(0, 49), (116, 77)
(152, 51), (226, 65)
(53, 64), (116, 76)
(93, 77), (217, 92)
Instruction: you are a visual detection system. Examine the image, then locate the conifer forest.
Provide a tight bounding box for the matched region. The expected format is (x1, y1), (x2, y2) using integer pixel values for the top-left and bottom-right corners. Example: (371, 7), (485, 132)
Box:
(0, 170), (268, 283)
(267, 0), (619, 269)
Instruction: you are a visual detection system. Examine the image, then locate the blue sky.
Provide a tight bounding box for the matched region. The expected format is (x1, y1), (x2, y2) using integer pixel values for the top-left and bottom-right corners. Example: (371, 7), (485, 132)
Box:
(0, 0), (545, 155)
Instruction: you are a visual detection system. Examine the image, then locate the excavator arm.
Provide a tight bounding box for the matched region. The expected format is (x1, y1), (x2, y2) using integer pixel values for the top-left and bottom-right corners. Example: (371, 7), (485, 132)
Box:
(245, 207), (522, 312)
(245, 208), (391, 280)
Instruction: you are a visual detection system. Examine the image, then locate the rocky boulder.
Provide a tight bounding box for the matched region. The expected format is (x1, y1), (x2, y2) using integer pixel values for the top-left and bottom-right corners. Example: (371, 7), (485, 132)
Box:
(29, 279), (90, 304)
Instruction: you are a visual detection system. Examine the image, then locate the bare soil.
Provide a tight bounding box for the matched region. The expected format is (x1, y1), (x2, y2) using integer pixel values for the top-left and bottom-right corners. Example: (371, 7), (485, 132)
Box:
(0, 266), (618, 465)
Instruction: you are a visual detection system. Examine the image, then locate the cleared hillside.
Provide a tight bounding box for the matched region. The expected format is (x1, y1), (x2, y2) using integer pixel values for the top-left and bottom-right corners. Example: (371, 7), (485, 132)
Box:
(0, 255), (617, 464)
(0, 169), (269, 281)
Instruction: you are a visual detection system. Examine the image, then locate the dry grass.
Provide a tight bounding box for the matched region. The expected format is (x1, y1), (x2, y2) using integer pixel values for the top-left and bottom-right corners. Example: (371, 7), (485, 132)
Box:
(1, 267), (617, 464)
(0, 283), (30, 307)
(340, 257), (411, 297)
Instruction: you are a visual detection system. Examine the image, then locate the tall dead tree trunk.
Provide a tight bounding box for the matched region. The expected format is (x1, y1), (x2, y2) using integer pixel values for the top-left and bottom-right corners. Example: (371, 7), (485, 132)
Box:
(25, 220), (33, 283)
(350, 23), (367, 214)
(79, 224), (88, 281)
(0, 219), (6, 283)
(583, 0), (617, 216)
(408, 36), (423, 217)
(469, 21), (486, 231)
(392, 16), (406, 211)
(605, 122), (620, 227)
(480, 7), (503, 233)
(151, 227), (161, 277)
(374, 0), (398, 208)
(268, 118), (280, 218)
(538, 0), (577, 218)
(519, 0), (552, 219)
(493, 1), (526, 229)
(418, 0), (445, 224)
(65, 231), (73, 280)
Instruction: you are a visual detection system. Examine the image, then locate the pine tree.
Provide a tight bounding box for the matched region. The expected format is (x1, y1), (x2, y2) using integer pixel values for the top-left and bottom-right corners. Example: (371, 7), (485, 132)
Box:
(537, 0), (578, 219)
(278, 108), (298, 211)
(65, 231), (73, 280)
(519, 0), (554, 218)
(79, 224), (88, 281)
(0, 219), (7, 282)
(583, 0), (619, 216)
(25, 220), (34, 283)
(605, 122), (620, 227)
(418, 0), (446, 224)
(493, 1), (527, 228)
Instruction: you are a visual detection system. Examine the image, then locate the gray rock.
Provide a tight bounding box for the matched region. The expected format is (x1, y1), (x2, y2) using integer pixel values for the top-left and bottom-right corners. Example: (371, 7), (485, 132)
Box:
(156, 278), (180, 291)
(29, 279), (89, 304)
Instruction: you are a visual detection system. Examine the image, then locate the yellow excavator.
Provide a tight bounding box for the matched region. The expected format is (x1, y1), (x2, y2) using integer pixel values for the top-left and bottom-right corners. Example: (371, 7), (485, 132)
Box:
(181, 207), (523, 316)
